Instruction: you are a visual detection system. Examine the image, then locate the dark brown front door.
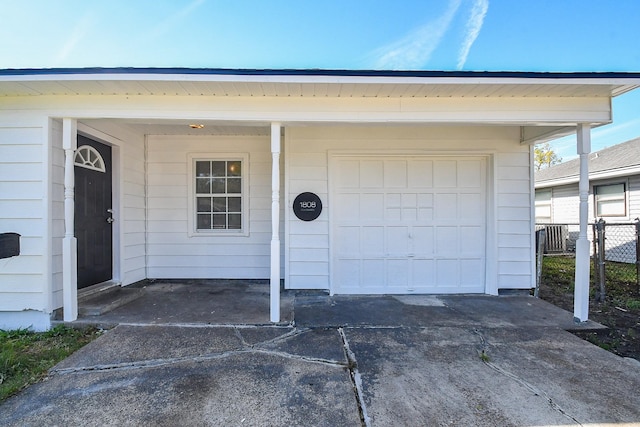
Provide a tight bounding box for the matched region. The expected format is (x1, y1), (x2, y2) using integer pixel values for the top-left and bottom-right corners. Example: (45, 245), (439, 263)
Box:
(74, 136), (113, 289)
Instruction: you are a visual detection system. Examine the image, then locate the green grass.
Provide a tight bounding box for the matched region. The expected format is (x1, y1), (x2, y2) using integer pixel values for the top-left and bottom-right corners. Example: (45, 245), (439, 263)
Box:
(0, 325), (101, 401)
(541, 256), (638, 299)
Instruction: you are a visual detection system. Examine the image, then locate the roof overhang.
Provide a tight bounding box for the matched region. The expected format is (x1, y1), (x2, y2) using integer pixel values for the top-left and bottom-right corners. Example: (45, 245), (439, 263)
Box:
(2, 68), (640, 143)
(1, 68), (639, 98)
(535, 164), (640, 188)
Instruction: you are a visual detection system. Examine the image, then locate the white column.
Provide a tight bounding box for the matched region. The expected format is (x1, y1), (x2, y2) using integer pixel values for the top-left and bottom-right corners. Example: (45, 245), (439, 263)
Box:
(62, 118), (78, 322)
(574, 123), (591, 322)
(270, 123), (281, 323)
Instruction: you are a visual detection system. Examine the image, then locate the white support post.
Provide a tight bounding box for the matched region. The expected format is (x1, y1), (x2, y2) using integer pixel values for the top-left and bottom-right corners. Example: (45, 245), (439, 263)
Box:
(62, 118), (78, 322)
(574, 124), (591, 322)
(270, 123), (282, 323)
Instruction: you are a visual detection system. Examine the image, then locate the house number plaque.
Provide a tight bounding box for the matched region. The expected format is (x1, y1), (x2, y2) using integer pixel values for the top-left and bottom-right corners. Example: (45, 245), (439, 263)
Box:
(293, 192), (322, 221)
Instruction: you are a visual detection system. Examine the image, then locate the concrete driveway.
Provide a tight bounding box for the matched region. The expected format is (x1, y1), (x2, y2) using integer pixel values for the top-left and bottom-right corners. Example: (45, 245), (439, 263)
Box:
(1, 281), (639, 426)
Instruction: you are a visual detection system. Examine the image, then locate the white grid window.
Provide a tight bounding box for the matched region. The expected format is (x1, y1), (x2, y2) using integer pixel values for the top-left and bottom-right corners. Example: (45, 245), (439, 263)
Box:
(595, 183), (626, 217)
(195, 160), (243, 231)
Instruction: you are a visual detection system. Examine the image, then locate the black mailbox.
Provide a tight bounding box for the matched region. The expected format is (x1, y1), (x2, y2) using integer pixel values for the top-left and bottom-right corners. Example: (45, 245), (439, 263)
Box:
(0, 233), (20, 259)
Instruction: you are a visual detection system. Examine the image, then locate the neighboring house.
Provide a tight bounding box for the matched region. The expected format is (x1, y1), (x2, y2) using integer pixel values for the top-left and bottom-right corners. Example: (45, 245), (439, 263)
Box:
(535, 137), (640, 261)
(1, 68), (639, 330)
(535, 137), (640, 224)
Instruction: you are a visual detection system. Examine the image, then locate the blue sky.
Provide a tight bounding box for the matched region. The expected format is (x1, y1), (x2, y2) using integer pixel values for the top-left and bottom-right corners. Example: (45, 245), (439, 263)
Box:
(1, 0), (638, 159)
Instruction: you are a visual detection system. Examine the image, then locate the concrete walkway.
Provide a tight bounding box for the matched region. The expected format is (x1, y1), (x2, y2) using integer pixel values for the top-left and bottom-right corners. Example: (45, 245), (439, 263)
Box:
(1, 281), (640, 426)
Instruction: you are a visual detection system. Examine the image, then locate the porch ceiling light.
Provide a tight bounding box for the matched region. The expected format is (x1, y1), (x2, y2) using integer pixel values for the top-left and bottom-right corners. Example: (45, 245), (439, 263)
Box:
(189, 124), (205, 129)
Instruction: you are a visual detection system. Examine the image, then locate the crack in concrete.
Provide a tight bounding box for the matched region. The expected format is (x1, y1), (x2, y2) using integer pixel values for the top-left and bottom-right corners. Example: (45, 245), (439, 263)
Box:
(472, 329), (583, 426)
(339, 328), (371, 427)
(50, 326), (347, 376)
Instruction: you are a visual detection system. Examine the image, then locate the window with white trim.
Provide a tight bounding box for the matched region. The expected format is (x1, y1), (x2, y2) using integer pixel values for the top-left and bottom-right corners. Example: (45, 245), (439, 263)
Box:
(192, 157), (247, 233)
(594, 183), (626, 217)
(535, 189), (552, 223)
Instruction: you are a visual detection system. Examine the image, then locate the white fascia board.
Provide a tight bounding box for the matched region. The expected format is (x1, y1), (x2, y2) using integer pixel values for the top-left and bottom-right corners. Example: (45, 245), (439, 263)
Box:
(2, 72), (640, 88)
(535, 164), (640, 188)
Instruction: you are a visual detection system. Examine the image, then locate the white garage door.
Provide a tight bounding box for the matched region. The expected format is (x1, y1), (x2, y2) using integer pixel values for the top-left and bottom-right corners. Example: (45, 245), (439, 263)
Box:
(332, 156), (487, 294)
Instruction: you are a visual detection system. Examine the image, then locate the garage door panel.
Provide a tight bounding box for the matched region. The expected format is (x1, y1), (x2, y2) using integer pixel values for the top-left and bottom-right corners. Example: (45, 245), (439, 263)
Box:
(336, 193), (360, 221)
(436, 259), (459, 286)
(412, 259), (435, 287)
(412, 226), (434, 254)
(337, 160), (360, 188)
(460, 259), (484, 287)
(332, 155), (486, 294)
(361, 227), (384, 256)
(387, 259), (409, 287)
(386, 226), (409, 255)
(408, 160), (433, 188)
(436, 227), (458, 254)
(337, 226), (360, 254)
(384, 160), (407, 188)
(362, 259), (385, 288)
(336, 260), (360, 290)
(435, 193), (458, 219)
(434, 160), (457, 187)
(460, 226), (484, 255)
(361, 161), (384, 188)
(361, 193), (384, 220)
(458, 160), (483, 188)
(460, 193), (482, 219)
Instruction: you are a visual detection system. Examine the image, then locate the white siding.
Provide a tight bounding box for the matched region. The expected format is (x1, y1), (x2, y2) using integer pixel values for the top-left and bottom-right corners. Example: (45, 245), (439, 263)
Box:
(50, 119), (64, 309)
(146, 135), (283, 279)
(0, 122), (48, 314)
(287, 126), (534, 292)
(119, 128), (146, 285)
(629, 175), (640, 219)
(549, 184), (580, 223)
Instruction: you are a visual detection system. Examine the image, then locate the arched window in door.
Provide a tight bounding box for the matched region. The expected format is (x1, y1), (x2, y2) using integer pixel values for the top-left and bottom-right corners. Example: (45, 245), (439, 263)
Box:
(74, 145), (106, 172)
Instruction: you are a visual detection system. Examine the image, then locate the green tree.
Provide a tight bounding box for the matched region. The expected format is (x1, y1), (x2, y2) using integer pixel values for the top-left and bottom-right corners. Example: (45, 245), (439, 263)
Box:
(534, 142), (562, 170)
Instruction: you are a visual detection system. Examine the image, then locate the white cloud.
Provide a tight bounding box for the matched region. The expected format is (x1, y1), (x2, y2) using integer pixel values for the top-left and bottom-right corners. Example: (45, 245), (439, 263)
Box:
(55, 15), (94, 65)
(141, 0), (206, 44)
(456, 0), (489, 70)
(371, 0), (462, 70)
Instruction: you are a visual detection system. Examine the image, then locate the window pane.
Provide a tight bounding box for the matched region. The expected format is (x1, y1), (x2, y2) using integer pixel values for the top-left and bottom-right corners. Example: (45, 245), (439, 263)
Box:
(211, 161), (226, 177)
(197, 197), (212, 212)
(197, 214), (211, 230)
(535, 190), (551, 202)
(228, 214), (241, 229)
(597, 200), (625, 216)
(193, 159), (243, 232)
(196, 161), (210, 177)
(227, 178), (241, 193)
(211, 178), (225, 193)
(196, 178), (210, 193)
(228, 161), (241, 176)
(595, 184), (625, 216)
(228, 197), (241, 213)
(213, 197), (227, 212)
(212, 214), (226, 229)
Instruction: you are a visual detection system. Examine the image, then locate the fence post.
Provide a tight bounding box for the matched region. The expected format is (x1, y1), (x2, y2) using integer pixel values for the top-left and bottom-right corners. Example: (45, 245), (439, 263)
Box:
(535, 229), (546, 298)
(592, 222), (598, 288)
(635, 218), (640, 295)
(596, 218), (606, 302)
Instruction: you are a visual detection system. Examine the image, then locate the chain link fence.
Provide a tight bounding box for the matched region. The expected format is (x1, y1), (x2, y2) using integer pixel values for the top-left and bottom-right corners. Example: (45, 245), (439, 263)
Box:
(535, 220), (640, 299)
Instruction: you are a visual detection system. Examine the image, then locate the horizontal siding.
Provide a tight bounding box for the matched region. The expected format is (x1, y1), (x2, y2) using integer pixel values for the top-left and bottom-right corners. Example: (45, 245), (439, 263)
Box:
(50, 119), (64, 305)
(496, 150), (534, 289)
(145, 135), (282, 280)
(0, 124), (47, 312)
(287, 125), (533, 292)
(550, 184), (579, 223)
(630, 175), (640, 218)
